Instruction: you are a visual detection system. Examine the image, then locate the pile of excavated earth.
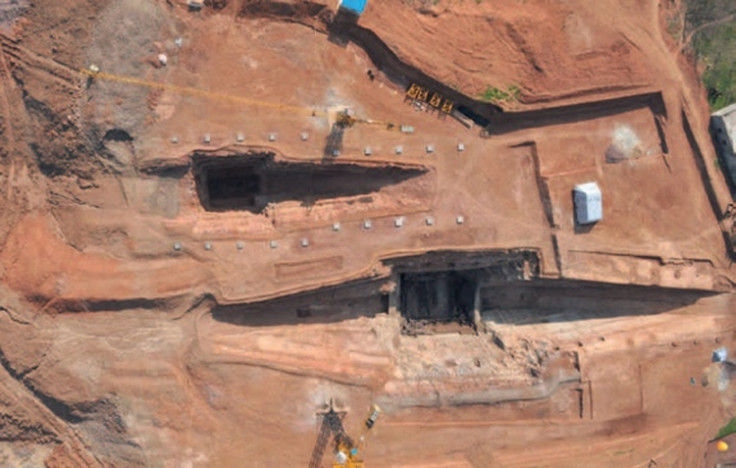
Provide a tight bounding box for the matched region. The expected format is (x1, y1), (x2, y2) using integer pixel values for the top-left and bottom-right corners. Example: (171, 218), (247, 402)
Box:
(1, 0), (736, 466)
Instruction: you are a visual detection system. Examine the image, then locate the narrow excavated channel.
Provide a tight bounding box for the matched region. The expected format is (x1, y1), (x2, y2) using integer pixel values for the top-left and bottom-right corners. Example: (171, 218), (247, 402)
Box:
(193, 152), (427, 212)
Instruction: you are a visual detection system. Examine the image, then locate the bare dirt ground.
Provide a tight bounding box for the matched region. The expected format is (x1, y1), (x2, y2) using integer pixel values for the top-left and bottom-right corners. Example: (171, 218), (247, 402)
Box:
(0, 0), (735, 466)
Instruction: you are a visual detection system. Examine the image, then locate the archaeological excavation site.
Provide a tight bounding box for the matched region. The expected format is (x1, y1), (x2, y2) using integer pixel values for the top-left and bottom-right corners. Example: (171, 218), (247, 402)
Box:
(2, 0), (736, 466)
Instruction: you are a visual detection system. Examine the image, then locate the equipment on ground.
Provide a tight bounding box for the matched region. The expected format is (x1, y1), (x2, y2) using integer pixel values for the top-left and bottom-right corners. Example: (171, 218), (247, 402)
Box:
(333, 404), (381, 468)
(406, 83), (454, 114)
(309, 400), (382, 468)
(335, 108), (395, 131)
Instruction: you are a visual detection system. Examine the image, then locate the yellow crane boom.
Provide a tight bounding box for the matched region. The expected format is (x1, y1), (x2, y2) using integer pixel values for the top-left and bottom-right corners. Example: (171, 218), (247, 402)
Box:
(80, 67), (397, 129)
(333, 404), (382, 468)
(80, 67), (323, 116)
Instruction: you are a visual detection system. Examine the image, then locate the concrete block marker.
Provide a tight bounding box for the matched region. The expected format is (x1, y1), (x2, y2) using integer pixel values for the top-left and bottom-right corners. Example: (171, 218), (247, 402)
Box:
(236, 241), (244, 250)
(456, 215), (465, 225)
(173, 242), (182, 252)
(236, 133), (245, 143)
(203, 133), (211, 144)
(301, 238), (309, 248)
(457, 142), (465, 152)
(395, 146), (403, 155)
(332, 222), (341, 232)
(426, 145), (434, 154)
(364, 147), (372, 156)
(269, 240), (278, 249)
(204, 242), (212, 251)
(394, 216), (405, 228)
(268, 133), (277, 142)
(170, 136), (179, 144)
(363, 219), (373, 230)
(713, 347), (728, 362)
(425, 216), (435, 226)
(300, 132), (309, 141)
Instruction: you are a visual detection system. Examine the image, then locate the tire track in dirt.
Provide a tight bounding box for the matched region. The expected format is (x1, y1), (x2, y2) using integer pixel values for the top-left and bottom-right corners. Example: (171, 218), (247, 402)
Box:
(0, 33), (17, 147)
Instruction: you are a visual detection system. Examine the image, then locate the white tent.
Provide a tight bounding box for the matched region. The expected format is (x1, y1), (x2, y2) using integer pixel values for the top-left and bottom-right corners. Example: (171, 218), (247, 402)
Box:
(712, 103), (736, 188)
(574, 182), (602, 225)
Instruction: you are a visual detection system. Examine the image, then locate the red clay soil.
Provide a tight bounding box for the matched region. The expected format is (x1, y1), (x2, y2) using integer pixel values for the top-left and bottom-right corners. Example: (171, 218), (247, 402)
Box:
(0, 0), (735, 466)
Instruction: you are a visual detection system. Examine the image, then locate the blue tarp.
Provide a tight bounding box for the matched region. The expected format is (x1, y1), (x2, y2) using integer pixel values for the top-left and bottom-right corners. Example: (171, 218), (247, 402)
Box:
(340, 0), (367, 15)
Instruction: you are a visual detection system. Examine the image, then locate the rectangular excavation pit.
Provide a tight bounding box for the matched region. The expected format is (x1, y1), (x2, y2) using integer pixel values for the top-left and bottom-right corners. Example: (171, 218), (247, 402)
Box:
(399, 271), (478, 332)
(392, 250), (540, 334)
(393, 252), (713, 335)
(193, 153), (427, 213)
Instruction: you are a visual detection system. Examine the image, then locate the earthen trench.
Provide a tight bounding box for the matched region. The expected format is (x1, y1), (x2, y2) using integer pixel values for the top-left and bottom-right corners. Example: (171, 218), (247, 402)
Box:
(193, 152), (427, 213)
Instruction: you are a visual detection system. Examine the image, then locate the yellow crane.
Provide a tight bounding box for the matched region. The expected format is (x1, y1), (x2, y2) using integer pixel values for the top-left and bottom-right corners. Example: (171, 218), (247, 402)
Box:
(333, 404), (382, 468)
(309, 402), (382, 468)
(80, 66), (398, 131)
(334, 108), (395, 131)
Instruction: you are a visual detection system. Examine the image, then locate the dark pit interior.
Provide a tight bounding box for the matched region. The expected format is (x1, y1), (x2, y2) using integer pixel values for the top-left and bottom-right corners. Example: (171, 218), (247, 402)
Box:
(399, 271), (478, 325)
(194, 153), (426, 212)
(392, 250), (539, 334)
(212, 279), (387, 326)
(480, 280), (712, 325)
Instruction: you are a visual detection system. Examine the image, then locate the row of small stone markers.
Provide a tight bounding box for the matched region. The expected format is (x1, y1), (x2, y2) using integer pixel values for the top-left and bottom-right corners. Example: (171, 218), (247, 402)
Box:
(172, 132), (284, 144)
(171, 131), (466, 156)
(172, 214), (465, 252)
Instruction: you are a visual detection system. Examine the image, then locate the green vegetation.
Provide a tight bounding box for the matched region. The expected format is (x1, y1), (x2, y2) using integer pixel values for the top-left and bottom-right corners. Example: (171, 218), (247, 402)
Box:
(693, 21), (736, 110)
(715, 416), (736, 440)
(665, 10), (683, 42)
(685, 0), (736, 110)
(612, 448), (635, 457)
(480, 85), (521, 104)
(684, 0), (735, 30)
